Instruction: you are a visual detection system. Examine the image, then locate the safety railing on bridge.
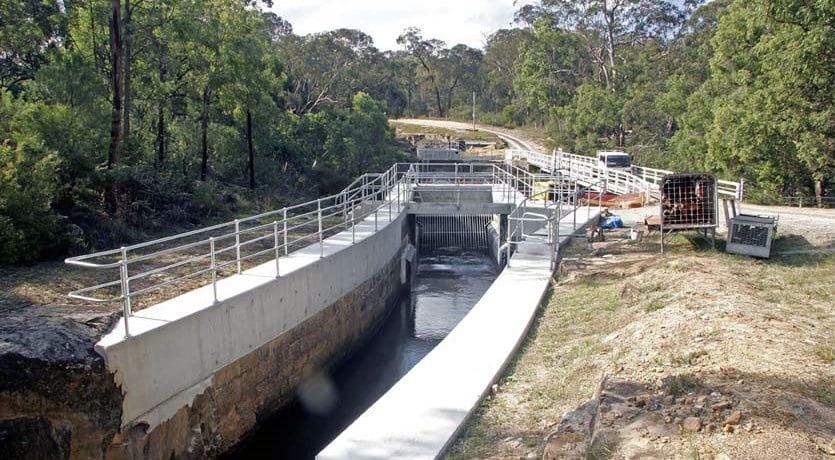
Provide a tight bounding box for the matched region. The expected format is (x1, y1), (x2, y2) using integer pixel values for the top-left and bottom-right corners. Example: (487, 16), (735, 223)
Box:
(504, 149), (744, 201)
(66, 163), (412, 337)
(66, 161), (556, 338)
(505, 174), (606, 271)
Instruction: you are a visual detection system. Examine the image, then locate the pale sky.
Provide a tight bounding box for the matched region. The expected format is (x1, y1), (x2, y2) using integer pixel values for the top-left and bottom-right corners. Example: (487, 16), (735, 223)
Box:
(270, 0), (522, 51)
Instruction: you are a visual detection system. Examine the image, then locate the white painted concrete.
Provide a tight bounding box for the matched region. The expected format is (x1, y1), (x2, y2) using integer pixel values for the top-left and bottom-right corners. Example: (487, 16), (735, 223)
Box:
(96, 203), (408, 430)
(318, 208), (600, 460)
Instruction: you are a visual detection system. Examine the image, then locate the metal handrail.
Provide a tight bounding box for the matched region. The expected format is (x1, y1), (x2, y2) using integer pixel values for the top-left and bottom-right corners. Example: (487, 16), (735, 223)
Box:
(508, 148), (743, 201)
(65, 161), (545, 338)
(66, 163), (411, 337)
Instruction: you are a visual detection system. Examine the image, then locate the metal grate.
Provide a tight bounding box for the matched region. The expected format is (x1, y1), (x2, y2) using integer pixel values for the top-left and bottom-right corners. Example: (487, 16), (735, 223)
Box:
(660, 174), (717, 229)
(726, 214), (777, 258)
(730, 223), (769, 247)
(416, 215), (491, 249)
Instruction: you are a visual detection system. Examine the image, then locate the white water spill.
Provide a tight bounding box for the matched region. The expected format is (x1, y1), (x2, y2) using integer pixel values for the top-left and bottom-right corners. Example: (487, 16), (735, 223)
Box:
(228, 247), (497, 459)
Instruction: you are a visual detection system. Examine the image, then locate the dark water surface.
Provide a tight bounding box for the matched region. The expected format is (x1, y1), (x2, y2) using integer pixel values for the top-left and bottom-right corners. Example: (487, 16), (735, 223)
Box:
(230, 248), (497, 459)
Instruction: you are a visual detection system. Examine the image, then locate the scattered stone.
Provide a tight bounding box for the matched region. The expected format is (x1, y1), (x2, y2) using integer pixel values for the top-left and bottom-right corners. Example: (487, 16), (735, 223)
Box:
(723, 424), (735, 433)
(697, 395), (708, 404)
(715, 453), (732, 460)
(685, 396), (695, 405)
(814, 437), (835, 455)
(706, 423), (716, 433)
(682, 417), (702, 432)
(724, 411), (742, 426)
(744, 422), (754, 433)
(664, 416), (672, 424)
(491, 384), (499, 395)
(712, 401), (732, 411)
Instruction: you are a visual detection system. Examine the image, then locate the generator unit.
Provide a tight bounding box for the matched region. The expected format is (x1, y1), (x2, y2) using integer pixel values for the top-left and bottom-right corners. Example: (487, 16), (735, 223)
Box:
(726, 214), (778, 258)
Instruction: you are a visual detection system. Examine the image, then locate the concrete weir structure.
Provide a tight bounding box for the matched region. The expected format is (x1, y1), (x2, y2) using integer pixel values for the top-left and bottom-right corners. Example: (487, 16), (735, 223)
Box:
(98, 207), (410, 458)
(47, 160), (600, 459)
(319, 208), (599, 460)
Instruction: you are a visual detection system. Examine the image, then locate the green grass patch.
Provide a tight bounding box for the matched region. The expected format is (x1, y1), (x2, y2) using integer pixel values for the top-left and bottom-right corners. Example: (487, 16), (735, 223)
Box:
(814, 344), (835, 364)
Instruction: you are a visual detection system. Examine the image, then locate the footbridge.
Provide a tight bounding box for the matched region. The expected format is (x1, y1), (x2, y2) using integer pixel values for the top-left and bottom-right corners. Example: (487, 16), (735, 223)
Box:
(64, 162), (600, 458)
(504, 148), (745, 201)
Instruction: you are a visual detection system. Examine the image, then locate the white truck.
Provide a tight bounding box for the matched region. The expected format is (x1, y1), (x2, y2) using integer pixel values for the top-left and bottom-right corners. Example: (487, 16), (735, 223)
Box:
(596, 151), (631, 172)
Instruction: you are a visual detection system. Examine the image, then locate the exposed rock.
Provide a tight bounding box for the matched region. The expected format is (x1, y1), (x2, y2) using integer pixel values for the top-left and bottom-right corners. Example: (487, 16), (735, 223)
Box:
(0, 309), (123, 459)
(723, 411), (742, 426)
(682, 417), (702, 432)
(712, 400), (732, 411)
(706, 423), (716, 433)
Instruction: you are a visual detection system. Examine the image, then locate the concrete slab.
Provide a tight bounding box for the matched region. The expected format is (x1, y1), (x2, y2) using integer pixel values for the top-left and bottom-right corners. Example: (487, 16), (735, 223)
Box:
(318, 208), (600, 460)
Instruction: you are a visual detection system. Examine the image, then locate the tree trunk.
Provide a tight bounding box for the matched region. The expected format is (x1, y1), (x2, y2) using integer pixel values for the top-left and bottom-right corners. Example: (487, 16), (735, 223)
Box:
(155, 50), (166, 170)
(604, 8), (617, 91)
(122, 0), (132, 144)
(156, 102), (165, 170)
(107, 0), (123, 169)
(815, 177), (823, 208)
(200, 85), (210, 182)
(247, 109), (255, 190)
(429, 75), (444, 118)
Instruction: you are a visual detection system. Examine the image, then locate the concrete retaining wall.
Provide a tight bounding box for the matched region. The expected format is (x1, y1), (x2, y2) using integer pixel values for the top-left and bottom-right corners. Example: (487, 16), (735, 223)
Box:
(97, 212), (408, 459)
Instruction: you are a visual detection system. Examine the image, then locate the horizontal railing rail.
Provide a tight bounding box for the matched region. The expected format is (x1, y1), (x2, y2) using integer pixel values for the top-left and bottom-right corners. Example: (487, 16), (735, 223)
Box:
(504, 148), (744, 201)
(67, 161), (555, 338)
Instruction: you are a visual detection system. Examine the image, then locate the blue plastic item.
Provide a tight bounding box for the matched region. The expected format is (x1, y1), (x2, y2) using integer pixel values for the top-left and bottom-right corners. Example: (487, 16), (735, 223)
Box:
(600, 215), (624, 229)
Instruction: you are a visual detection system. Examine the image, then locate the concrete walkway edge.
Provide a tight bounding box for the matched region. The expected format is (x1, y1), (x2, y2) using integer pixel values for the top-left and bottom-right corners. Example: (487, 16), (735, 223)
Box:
(318, 208), (600, 460)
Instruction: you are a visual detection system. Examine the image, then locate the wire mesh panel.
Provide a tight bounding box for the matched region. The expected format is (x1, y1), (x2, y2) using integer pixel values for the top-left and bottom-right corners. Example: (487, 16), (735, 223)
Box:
(660, 174), (718, 229)
(416, 215), (491, 249)
(726, 214), (778, 258)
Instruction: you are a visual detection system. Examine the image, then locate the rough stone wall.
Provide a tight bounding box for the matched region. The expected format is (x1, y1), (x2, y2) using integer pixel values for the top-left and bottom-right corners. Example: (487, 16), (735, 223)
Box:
(103, 252), (404, 460)
(0, 312), (123, 460)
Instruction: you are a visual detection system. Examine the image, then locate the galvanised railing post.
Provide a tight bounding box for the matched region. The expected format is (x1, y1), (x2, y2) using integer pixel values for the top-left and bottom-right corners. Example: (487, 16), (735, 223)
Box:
(388, 171), (392, 221)
(573, 181), (578, 231)
(119, 247), (132, 337)
(351, 200), (356, 244)
(342, 192), (349, 229)
(234, 219), (241, 274)
(396, 174), (400, 212)
(273, 221), (280, 278)
(374, 197), (378, 232)
(209, 237), (218, 304)
(318, 198), (324, 258)
(282, 208), (288, 255)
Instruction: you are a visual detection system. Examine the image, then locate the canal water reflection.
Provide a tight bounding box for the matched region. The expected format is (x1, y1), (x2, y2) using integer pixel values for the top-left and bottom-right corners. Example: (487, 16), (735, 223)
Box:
(231, 248), (497, 459)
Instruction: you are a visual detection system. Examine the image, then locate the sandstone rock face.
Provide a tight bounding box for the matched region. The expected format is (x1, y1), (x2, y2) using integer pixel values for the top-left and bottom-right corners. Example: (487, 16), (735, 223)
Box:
(0, 310), (123, 460)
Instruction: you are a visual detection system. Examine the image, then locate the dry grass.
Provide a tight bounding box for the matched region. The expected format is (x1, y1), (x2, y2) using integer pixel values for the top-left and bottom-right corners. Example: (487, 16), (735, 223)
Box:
(390, 121), (506, 145)
(446, 234), (835, 459)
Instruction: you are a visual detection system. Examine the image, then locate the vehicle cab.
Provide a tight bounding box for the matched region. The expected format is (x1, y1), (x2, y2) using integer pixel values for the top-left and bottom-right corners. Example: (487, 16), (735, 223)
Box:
(596, 151), (631, 172)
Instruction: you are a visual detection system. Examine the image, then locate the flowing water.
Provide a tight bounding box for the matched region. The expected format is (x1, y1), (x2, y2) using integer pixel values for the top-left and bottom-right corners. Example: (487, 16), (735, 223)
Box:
(231, 248), (497, 459)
